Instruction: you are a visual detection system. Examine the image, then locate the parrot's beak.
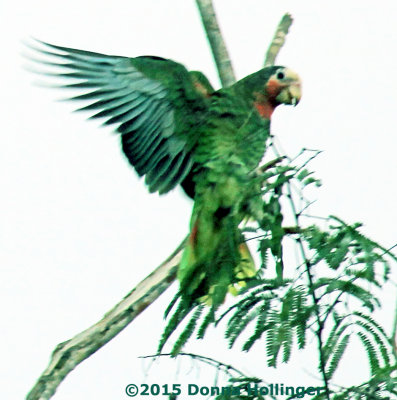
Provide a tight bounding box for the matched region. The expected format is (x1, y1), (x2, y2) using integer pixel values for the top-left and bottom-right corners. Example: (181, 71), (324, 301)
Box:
(288, 82), (302, 106)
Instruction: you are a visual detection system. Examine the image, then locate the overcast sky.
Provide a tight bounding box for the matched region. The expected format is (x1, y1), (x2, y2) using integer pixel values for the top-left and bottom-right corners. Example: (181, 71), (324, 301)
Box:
(2, 0), (397, 399)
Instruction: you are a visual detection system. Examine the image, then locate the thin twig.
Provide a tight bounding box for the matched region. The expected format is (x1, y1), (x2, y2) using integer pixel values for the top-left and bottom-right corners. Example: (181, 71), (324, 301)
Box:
(195, 0), (236, 86)
(244, 226), (303, 243)
(288, 194), (331, 400)
(271, 140), (331, 400)
(264, 13), (294, 66)
(26, 239), (186, 400)
(257, 156), (286, 173)
(140, 352), (245, 378)
(140, 353), (278, 400)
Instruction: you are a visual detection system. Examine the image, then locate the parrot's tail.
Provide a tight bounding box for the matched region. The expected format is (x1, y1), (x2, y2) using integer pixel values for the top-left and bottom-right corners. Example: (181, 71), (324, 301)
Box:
(177, 213), (256, 307)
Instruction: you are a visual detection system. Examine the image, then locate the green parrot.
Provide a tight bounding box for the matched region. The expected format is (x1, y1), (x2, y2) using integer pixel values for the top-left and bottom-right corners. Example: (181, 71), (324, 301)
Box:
(27, 40), (301, 307)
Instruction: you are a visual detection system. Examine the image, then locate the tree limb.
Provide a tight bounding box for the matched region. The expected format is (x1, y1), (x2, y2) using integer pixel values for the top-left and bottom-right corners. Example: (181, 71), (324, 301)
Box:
(26, 239), (185, 400)
(195, 0), (236, 86)
(264, 13), (293, 66)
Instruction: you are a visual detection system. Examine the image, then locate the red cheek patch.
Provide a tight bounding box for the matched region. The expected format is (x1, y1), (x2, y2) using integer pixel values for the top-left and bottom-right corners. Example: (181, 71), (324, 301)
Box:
(254, 101), (274, 119)
(266, 78), (282, 98)
(253, 77), (282, 119)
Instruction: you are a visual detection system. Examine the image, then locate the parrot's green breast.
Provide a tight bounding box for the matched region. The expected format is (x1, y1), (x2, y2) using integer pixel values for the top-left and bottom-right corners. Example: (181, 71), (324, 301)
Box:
(192, 89), (271, 214)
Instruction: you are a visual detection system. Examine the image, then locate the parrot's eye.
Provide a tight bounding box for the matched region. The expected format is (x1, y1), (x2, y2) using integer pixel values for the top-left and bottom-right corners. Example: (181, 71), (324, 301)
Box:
(276, 71), (285, 80)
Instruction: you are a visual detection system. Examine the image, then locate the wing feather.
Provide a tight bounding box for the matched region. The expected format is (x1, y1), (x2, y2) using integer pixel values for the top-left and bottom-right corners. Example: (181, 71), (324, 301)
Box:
(26, 39), (210, 194)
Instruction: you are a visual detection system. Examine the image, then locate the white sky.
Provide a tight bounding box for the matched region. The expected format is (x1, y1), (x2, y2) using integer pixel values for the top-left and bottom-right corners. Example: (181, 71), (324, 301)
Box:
(1, 0), (397, 399)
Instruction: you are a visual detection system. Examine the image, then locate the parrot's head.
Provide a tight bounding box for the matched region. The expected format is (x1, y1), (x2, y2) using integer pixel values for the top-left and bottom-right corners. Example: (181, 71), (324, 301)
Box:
(248, 66), (302, 119)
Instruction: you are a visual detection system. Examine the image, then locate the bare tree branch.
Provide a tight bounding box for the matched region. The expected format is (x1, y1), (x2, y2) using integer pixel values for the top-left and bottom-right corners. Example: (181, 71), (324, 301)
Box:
(195, 0), (236, 86)
(26, 239), (185, 400)
(264, 13), (293, 66)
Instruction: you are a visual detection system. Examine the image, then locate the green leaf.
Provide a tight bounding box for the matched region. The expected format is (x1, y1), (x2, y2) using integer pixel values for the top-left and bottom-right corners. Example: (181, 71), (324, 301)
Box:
(326, 334), (350, 379)
(171, 305), (204, 356)
(357, 331), (381, 375)
(296, 168), (312, 181)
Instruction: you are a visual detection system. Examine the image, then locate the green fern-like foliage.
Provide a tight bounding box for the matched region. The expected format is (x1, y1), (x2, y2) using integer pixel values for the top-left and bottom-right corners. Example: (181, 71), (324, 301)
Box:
(174, 354), (396, 400)
(158, 147), (396, 396)
(310, 365), (397, 400)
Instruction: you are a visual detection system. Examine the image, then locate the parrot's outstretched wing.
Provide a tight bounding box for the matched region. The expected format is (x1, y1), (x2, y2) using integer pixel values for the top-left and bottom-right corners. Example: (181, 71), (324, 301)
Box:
(25, 40), (213, 194)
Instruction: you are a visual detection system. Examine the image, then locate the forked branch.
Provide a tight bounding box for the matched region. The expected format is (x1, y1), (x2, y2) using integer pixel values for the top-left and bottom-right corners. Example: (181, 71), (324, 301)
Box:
(26, 3), (294, 399)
